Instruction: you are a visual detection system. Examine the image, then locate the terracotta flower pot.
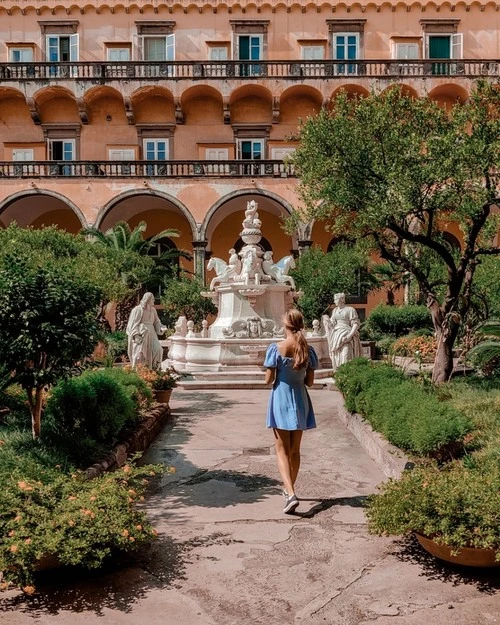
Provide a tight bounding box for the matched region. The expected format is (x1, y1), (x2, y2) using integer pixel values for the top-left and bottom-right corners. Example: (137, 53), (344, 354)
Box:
(415, 533), (500, 568)
(153, 389), (172, 404)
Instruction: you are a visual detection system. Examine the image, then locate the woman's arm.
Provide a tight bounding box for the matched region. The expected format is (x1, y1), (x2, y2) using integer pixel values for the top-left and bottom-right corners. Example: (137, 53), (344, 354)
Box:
(305, 366), (315, 387)
(265, 368), (276, 385)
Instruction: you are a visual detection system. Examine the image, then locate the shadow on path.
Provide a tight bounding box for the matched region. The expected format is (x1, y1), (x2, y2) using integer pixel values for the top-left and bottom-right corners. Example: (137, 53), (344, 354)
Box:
(395, 534), (500, 594)
(290, 495), (369, 519)
(0, 533), (235, 616)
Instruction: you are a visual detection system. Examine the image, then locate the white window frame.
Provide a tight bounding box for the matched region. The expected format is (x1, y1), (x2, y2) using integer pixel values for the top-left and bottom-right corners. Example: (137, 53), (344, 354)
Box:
(301, 45), (325, 60)
(205, 148), (229, 160)
(235, 34), (263, 61)
(136, 34), (175, 76)
(12, 148), (34, 161)
(209, 46), (229, 61)
(143, 139), (170, 176)
(106, 46), (131, 62)
(48, 139), (75, 161)
(46, 33), (79, 62)
(237, 138), (264, 160)
(332, 32), (360, 76)
(391, 42), (420, 76)
(270, 147), (295, 160)
(424, 33), (463, 59)
(10, 47), (34, 62)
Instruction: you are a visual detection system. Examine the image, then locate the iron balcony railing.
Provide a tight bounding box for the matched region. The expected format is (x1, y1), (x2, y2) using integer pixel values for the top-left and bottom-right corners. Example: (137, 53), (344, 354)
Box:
(0, 160), (296, 179)
(0, 59), (498, 81)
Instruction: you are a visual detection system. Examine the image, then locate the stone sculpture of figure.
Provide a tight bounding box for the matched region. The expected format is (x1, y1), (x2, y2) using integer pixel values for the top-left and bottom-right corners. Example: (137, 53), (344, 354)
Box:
(126, 292), (166, 369)
(207, 252), (240, 290)
(322, 292), (362, 372)
(262, 251), (296, 289)
(239, 247), (261, 285)
(243, 199), (262, 229)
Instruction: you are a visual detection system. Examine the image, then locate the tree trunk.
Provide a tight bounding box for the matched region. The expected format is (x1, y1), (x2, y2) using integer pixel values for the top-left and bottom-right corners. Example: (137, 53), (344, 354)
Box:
(115, 294), (138, 331)
(29, 385), (44, 440)
(432, 331), (455, 384)
(386, 290), (395, 306)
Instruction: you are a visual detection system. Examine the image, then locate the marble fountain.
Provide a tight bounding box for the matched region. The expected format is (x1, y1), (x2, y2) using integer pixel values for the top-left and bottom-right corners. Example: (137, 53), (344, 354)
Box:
(166, 200), (332, 388)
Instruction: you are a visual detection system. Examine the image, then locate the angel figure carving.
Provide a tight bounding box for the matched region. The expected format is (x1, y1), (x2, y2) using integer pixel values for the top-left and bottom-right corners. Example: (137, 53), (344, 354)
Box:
(262, 252), (296, 289)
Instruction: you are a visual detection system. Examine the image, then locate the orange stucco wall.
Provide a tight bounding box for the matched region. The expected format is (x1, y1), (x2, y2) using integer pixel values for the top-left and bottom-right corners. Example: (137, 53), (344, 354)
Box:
(0, 0), (498, 314)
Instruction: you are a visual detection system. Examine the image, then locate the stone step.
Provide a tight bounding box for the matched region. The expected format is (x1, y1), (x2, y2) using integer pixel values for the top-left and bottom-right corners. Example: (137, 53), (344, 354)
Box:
(177, 378), (336, 391)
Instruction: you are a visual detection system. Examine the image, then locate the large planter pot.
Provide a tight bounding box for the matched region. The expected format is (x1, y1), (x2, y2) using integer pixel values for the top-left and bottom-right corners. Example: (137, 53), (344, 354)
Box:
(154, 389), (173, 404)
(415, 533), (500, 568)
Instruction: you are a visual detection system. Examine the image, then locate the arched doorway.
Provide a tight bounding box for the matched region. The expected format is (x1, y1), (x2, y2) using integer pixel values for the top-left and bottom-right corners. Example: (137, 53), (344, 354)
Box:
(0, 191), (85, 233)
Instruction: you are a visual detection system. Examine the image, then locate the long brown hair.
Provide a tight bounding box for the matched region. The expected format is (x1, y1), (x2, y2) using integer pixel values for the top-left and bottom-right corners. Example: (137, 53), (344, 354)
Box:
(284, 309), (309, 370)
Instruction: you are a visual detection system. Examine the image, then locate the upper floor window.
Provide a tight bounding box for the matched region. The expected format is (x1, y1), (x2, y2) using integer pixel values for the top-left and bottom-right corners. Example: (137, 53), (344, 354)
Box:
(10, 47), (34, 62)
(12, 148), (34, 161)
(135, 21), (176, 77)
(420, 19), (462, 75)
(394, 43), (419, 60)
(327, 19), (366, 76)
(237, 139), (264, 160)
(48, 139), (75, 161)
(301, 45), (325, 61)
(106, 45), (131, 62)
(230, 20), (269, 77)
(209, 46), (229, 61)
(39, 20), (79, 62)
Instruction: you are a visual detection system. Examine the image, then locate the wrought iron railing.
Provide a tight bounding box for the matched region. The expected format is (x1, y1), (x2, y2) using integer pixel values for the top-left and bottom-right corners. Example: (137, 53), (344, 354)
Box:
(0, 59), (498, 81)
(0, 160), (295, 178)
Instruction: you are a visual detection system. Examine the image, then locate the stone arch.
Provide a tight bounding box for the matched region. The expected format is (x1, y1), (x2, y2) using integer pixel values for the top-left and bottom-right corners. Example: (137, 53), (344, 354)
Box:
(203, 190), (297, 264)
(0, 189), (87, 233)
(130, 86), (175, 124)
(95, 189), (198, 241)
(280, 86), (323, 125)
(428, 84), (469, 110)
(83, 86), (128, 125)
(229, 85), (273, 124)
(181, 85), (223, 125)
(33, 86), (79, 124)
(381, 84), (419, 99)
(331, 84), (370, 103)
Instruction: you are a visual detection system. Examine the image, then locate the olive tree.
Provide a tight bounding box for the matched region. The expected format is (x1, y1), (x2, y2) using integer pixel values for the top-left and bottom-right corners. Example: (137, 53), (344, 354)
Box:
(292, 82), (500, 383)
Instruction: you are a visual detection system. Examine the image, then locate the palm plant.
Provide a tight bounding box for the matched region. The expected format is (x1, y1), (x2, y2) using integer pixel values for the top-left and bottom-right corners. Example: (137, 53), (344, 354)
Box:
(466, 320), (500, 377)
(83, 221), (180, 329)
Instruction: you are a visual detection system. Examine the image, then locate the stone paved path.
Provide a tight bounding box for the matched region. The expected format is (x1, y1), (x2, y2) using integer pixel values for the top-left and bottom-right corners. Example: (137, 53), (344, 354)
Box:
(1, 389), (499, 624)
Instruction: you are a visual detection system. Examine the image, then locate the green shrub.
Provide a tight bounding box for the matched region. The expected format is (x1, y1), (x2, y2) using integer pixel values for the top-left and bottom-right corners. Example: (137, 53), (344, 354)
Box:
(367, 461), (500, 557)
(0, 461), (164, 588)
(44, 369), (139, 458)
(100, 367), (152, 409)
(100, 331), (129, 366)
(335, 360), (472, 455)
(366, 304), (432, 337)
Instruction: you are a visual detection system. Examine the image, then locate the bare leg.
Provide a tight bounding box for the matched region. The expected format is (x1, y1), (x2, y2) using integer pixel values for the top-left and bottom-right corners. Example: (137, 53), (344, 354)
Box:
(289, 430), (303, 488)
(273, 429), (295, 496)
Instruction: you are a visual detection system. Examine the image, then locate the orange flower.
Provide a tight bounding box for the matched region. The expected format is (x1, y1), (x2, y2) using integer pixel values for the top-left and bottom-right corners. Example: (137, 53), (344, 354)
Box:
(8, 531), (15, 537)
(9, 545), (18, 553)
(123, 465), (131, 474)
(22, 586), (36, 595)
(24, 538), (32, 545)
(122, 529), (129, 537)
(68, 520), (75, 527)
(136, 524), (143, 531)
(129, 536), (135, 542)
(68, 496), (77, 501)
(17, 481), (33, 491)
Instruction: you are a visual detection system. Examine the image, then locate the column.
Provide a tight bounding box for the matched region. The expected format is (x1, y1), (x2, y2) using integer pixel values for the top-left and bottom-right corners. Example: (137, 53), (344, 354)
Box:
(192, 240), (208, 284)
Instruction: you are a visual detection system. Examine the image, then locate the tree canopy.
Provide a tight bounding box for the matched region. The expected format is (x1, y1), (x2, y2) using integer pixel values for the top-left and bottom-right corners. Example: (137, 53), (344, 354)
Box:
(292, 81), (500, 382)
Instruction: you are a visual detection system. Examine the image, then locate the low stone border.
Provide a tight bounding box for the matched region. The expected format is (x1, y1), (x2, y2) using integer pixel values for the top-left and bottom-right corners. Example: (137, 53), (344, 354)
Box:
(85, 402), (171, 479)
(336, 397), (410, 479)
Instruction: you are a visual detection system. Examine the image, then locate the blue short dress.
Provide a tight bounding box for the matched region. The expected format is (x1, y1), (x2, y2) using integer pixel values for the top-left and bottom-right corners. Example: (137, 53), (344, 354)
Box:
(264, 342), (318, 431)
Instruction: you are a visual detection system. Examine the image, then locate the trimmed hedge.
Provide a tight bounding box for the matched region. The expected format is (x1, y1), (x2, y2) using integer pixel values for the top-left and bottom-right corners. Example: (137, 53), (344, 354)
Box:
(365, 304), (432, 337)
(335, 359), (472, 455)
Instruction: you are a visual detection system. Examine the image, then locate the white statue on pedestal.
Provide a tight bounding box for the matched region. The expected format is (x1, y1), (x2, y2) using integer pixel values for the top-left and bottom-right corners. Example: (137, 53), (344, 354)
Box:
(322, 292), (362, 371)
(126, 292), (166, 369)
(262, 251), (296, 289)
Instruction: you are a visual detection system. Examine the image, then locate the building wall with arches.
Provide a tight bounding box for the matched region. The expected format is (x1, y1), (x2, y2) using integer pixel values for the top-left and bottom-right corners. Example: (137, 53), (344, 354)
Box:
(0, 0), (498, 316)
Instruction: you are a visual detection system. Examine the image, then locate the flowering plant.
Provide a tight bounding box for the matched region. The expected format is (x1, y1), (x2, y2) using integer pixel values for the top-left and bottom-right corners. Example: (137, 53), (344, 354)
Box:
(131, 364), (180, 391)
(392, 334), (437, 362)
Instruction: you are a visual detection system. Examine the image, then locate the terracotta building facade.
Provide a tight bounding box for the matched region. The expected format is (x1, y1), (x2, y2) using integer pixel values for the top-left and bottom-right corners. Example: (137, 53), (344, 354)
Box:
(0, 0), (499, 315)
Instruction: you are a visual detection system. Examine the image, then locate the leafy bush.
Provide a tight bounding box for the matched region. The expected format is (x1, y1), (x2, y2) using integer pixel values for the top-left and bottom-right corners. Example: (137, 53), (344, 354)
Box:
(44, 369), (141, 464)
(335, 359), (472, 455)
(291, 245), (375, 325)
(0, 461), (164, 588)
(161, 275), (217, 329)
(100, 331), (129, 366)
(392, 334), (437, 362)
(131, 364), (180, 391)
(367, 461), (500, 557)
(100, 367), (152, 409)
(365, 304), (432, 338)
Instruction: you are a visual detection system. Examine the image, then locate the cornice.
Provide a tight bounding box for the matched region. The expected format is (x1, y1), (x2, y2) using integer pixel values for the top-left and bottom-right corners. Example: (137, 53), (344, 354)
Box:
(0, 1), (499, 16)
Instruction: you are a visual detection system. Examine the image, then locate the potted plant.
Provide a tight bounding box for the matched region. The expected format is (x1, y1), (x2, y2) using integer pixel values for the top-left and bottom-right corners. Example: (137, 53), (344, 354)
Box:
(367, 461), (500, 567)
(127, 364), (179, 404)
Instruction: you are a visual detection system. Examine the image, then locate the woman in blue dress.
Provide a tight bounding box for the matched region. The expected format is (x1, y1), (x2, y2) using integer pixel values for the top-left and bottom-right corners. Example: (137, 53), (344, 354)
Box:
(264, 309), (318, 514)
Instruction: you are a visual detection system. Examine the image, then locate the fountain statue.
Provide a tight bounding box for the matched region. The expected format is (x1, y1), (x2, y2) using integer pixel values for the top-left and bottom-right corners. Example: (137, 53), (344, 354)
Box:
(167, 200), (331, 376)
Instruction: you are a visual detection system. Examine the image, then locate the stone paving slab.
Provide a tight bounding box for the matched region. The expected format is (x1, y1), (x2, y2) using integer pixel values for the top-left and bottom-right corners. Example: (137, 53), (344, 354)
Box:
(1, 388), (499, 624)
